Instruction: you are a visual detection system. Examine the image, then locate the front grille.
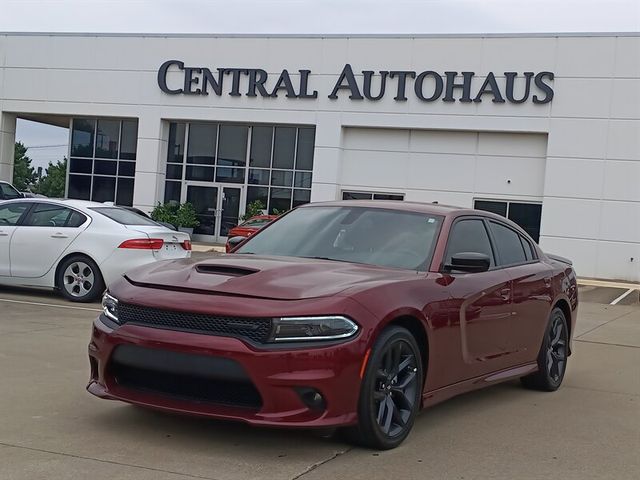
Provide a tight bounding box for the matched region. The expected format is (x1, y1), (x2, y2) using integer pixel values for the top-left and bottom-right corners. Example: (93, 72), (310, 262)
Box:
(109, 345), (263, 409)
(118, 303), (273, 343)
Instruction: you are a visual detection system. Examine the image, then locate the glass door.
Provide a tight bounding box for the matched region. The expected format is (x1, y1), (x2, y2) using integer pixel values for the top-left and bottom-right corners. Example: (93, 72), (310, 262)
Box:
(186, 184), (218, 242)
(217, 186), (242, 240)
(185, 183), (243, 243)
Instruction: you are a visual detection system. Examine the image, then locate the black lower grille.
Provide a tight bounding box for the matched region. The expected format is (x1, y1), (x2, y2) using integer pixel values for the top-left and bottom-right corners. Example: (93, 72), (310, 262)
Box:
(118, 303), (273, 343)
(109, 345), (262, 409)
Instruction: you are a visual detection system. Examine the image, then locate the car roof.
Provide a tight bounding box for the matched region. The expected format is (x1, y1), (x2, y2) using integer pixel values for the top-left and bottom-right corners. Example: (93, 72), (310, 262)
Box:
(299, 200), (471, 216)
(0, 197), (124, 211)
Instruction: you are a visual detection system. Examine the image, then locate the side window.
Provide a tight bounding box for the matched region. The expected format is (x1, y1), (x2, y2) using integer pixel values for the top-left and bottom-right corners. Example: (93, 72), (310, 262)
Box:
(0, 203), (30, 226)
(0, 183), (22, 200)
(519, 235), (536, 261)
(489, 221), (527, 266)
(66, 210), (88, 228)
(445, 219), (495, 267)
(23, 204), (76, 227)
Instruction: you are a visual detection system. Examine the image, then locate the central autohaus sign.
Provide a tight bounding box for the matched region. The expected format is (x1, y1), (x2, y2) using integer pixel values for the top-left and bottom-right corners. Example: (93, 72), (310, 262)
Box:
(157, 60), (554, 104)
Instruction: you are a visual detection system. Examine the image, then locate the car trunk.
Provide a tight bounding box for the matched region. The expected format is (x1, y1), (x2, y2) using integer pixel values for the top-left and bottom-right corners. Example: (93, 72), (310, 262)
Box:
(125, 225), (191, 260)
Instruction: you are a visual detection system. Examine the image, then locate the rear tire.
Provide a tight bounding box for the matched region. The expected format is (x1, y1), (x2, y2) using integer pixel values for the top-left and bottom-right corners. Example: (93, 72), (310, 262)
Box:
(56, 255), (105, 303)
(343, 326), (423, 450)
(521, 307), (568, 391)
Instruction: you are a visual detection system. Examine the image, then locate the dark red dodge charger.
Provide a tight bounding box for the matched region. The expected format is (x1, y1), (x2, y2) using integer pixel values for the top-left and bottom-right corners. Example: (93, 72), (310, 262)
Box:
(89, 201), (577, 449)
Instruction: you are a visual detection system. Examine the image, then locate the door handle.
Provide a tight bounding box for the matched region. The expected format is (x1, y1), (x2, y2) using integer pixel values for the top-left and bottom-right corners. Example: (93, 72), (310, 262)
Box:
(500, 288), (511, 300)
(51, 233), (68, 239)
(0, 231), (8, 237)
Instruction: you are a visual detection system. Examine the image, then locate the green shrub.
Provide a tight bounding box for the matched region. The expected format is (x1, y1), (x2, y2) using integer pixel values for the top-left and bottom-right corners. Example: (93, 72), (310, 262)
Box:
(175, 202), (200, 228)
(241, 200), (266, 222)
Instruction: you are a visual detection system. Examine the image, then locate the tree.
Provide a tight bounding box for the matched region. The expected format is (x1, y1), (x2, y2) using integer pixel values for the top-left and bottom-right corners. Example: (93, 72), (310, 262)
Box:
(12, 142), (37, 191)
(35, 157), (67, 198)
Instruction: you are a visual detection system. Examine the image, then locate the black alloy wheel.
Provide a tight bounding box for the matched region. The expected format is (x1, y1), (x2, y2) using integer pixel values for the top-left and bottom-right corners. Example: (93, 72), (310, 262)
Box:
(522, 307), (569, 391)
(344, 326), (423, 449)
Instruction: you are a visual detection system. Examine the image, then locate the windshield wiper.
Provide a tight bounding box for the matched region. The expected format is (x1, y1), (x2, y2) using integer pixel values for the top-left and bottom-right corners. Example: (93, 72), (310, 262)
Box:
(301, 256), (361, 264)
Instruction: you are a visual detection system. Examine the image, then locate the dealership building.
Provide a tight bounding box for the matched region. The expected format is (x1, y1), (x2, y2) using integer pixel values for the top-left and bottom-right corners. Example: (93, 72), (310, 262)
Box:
(0, 32), (638, 281)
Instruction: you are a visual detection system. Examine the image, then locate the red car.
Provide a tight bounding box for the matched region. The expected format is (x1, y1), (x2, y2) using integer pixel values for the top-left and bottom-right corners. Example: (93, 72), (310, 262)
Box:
(89, 201), (577, 449)
(225, 215), (278, 252)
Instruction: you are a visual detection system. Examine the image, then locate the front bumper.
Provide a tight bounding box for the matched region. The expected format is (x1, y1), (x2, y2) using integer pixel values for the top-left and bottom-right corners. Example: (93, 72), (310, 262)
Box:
(87, 315), (368, 428)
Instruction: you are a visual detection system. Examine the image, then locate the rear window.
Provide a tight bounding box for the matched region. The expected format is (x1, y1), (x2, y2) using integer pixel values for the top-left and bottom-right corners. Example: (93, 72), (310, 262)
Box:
(0, 182), (22, 199)
(91, 207), (159, 226)
(241, 218), (272, 228)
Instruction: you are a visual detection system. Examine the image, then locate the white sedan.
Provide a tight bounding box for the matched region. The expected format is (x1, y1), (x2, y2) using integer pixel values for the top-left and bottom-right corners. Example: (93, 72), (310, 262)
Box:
(0, 198), (192, 302)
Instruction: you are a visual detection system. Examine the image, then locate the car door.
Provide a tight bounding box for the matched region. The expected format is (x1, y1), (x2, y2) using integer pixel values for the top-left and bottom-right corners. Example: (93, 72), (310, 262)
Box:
(0, 202), (31, 276)
(488, 220), (553, 364)
(443, 217), (516, 381)
(10, 203), (87, 278)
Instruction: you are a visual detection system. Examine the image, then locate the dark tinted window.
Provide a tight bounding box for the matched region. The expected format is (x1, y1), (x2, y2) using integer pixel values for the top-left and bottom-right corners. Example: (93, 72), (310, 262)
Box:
(489, 221), (527, 266)
(237, 206), (442, 271)
(24, 203), (76, 227)
(373, 193), (404, 201)
(343, 191), (373, 200)
(0, 182), (22, 199)
(92, 207), (158, 225)
(187, 123), (217, 165)
(116, 178), (134, 206)
(91, 176), (116, 203)
(250, 126), (273, 168)
(120, 120), (138, 160)
(273, 127), (296, 169)
(0, 202), (29, 225)
(445, 219), (494, 267)
(508, 203), (542, 243)
(71, 119), (95, 157)
(520, 235), (536, 261)
(95, 119), (120, 159)
(217, 125), (248, 167)
(164, 181), (181, 203)
(167, 123), (186, 163)
(295, 128), (315, 171)
(68, 175), (91, 200)
(293, 189), (311, 207)
(67, 210), (88, 227)
(475, 200), (507, 216)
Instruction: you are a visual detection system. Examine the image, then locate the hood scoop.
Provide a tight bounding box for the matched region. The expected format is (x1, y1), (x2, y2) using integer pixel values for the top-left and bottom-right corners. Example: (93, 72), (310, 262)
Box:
(195, 264), (259, 277)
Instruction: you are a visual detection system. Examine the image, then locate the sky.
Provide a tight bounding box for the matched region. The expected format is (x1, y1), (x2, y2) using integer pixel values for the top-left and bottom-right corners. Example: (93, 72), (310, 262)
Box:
(3, 0), (638, 169)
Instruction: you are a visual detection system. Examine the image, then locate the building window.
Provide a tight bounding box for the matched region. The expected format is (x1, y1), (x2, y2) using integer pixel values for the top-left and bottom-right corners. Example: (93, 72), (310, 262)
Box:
(474, 199), (542, 242)
(165, 123), (314, 215)
(67, 118), (138, 206)
(342, 191), (405, 201)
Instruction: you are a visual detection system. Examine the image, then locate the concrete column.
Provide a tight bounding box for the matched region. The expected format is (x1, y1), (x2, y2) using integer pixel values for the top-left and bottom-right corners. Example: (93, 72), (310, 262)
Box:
(0, 112), (16, 182)
(310, 112), (342, 202)
(132, 114), (168, 213)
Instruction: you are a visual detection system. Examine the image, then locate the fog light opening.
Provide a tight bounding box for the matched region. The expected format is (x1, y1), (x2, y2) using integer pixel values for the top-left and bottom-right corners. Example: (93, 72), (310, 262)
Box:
(296, 387), (326, 411)
(89, 356), (99, 381)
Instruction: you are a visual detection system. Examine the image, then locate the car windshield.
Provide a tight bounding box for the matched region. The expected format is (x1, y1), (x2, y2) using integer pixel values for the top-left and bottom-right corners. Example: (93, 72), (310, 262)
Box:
(236, 206), (443, 270)
(91, 207), (159, 226)
(241, 218), (272, 228)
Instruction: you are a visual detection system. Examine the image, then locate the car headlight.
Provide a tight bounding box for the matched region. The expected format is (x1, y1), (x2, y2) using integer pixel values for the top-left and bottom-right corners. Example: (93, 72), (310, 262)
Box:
(270, 315), (358, 342)
(102, 292), (119, 323)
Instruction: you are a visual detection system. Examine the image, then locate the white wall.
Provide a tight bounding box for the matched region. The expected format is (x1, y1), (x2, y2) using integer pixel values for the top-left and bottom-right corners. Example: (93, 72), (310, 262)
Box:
(0, 33), (638, 280)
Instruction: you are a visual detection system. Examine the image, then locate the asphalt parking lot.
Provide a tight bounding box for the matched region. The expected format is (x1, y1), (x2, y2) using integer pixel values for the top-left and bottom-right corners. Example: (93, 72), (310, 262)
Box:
(1, 279), (639, 480)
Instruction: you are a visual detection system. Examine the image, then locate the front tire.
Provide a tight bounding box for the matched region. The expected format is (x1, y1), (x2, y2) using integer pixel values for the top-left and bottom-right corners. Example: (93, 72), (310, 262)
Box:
(521, 307), (569, 391)
(56, 255), (105, 303)
(344, 326), (423, 450)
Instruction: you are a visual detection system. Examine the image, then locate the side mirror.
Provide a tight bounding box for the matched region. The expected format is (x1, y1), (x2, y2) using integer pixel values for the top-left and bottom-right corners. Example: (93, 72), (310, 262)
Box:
(445, 252), (491, 273)
(227, 236), (246, 252)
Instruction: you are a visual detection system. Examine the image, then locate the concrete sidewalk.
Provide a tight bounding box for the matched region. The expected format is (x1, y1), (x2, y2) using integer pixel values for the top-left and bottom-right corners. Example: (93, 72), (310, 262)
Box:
(0, 291), (638, 480)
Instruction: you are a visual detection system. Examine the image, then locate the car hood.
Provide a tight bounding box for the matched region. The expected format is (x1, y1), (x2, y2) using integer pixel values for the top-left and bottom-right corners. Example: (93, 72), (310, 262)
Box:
(124, 254), (419, 300)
